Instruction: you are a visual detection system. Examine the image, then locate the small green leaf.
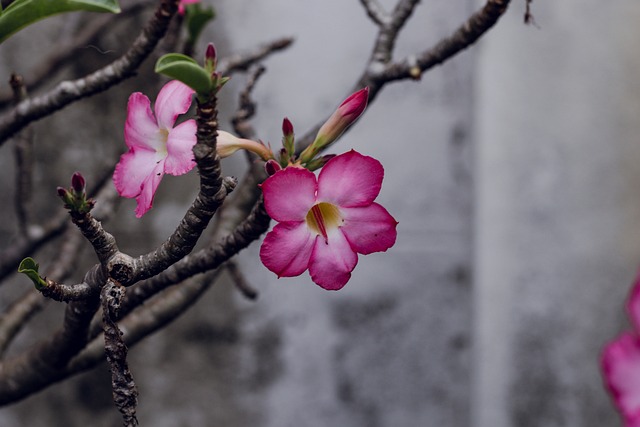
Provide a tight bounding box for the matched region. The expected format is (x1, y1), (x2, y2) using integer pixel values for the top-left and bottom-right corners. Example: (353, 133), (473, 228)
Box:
(155, 53), (212, 95)
(185, 4), (215, 46)
(18, 257), (47, 290)
(0, 0), (120, 43)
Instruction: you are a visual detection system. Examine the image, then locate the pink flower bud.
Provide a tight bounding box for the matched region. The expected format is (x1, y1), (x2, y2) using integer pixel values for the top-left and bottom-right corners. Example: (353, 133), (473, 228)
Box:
(205, 43), (217, 72)
(282, 117), (294, 137)
(299, 87), (369, 164)
(216, 130), (274, 161)
(265, 159), (282, 176)
(71, 172), (85, 194)
(56, 187), (69, 198)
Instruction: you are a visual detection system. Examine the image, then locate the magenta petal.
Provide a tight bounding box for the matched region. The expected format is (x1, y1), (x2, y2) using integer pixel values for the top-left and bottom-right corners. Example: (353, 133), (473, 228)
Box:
(602, 333), (640, 426)
(308, 229), (358, 290)
(154, 80), (195, 130)
(113, 149), (164, 198)
(125, 93), (163, 151)
(341, 203), (398, 255)
(134, 161), (165, 218)
(317, 150), (383, 208)
(260, 222), (316, 277)
(164, 119), (197, 176)
(261, 167), (318, 222)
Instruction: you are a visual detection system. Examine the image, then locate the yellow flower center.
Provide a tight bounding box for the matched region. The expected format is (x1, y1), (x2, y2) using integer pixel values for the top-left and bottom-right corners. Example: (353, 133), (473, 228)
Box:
(157, 128), (169, 157)
(305, 202), (343, 242)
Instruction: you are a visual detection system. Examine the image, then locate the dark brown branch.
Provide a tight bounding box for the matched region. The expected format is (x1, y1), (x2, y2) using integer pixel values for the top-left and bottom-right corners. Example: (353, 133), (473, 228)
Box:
(226, 261), (258, 300)
(232, 65), (266, 140)
(0, 0), (181, 145)
(101, 280), (138, 426)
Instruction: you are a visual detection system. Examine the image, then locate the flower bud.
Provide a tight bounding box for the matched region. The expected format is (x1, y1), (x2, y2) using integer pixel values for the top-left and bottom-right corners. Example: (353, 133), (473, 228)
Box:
(71, 172), (85, 195)
(281, 117), (295, 158)
(265, 159), (282, 176)
(299, 87), (369, 164)
(205, 43), (217, 73)
(57, 186), (69, 199)
(216, 130), (274, 161)
(306, 154), (336, 171)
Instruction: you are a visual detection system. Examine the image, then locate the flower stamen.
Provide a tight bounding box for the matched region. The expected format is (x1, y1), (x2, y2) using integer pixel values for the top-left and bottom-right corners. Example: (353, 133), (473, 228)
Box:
(306, 202), (342, 242)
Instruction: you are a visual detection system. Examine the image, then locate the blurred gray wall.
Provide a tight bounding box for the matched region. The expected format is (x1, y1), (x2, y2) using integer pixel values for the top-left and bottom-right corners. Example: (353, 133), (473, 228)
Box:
(0, 1), (638, 426)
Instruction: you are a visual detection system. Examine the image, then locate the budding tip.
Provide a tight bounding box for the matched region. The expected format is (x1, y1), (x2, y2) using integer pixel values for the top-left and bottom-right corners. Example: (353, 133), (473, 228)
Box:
(265, 159), (282, 176)
(71, 171), (85, 193)
(282, 117), (294, 136)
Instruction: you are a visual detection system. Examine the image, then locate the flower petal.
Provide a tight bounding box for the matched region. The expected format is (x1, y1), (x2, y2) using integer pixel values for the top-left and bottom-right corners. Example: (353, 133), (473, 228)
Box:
(154, 80), (195, 130)
(317, 150), (383, 208)
(124, 92), (163, 151)
(601, 333), (640, 426)
(628, 275), (640, 333)
(164, 119), (197, 176)
(261, 167), (318, 222)
(340, 203), (398, 255)
(113, 149), (164, 198)
(134, 161), (165, 218)
(308, 229), (358, 290)
(260, 222), (316, 278)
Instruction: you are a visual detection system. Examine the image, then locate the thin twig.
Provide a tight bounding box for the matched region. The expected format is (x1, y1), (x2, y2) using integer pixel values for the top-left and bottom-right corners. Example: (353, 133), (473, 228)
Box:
(359, 0), (389, 26)
(226, 260), (258, 300)
(218, 37), (294, 75)
(232, 65), (266, 140)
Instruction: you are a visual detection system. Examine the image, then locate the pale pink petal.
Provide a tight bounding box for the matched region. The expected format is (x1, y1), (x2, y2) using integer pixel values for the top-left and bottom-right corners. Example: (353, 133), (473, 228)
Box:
(260, 222), (316, 277)
(317, 150), (383, 208)
(308, 229), (358, 290)
(602, 333), (640, 426)
(134, 161), (165, 218)
(164, 119), (197, 176)
(154, 80), (195, 130)
(113, 149), (164, 198)
(340, 203), (398, 255)
(124, 93), (163, 151)
(628, 275), (640, 333)
(261, 167), (318, 222)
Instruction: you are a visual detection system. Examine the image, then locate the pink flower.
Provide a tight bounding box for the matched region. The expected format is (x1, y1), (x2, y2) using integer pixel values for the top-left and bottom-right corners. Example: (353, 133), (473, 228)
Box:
(178, 0), (200, 14)
(113, 80), (197, 218)
(602, 275), (640, 426)
(259, 150), (398, 290)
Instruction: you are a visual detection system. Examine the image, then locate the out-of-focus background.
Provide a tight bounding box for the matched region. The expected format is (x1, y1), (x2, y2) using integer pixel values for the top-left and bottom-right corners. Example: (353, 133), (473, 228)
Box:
(0, 0), (639, 426)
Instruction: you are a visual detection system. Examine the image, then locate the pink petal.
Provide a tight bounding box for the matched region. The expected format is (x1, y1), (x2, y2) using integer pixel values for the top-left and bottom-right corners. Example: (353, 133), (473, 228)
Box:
(340, 203), (398, 255)
(113, 149), (164, 198)
(602, 333), (640, 426)
(260, 222), (316, 278)
(628, 275), (640, 333)
(308, 229), (358, 290)
(154, 80), (195, 130)
(124, 93), (163, 151)
(261, 167), (318, 222)
(317, 150), (383, 208)
(134, 161), (165, 218)
(164, 119), (197, 176)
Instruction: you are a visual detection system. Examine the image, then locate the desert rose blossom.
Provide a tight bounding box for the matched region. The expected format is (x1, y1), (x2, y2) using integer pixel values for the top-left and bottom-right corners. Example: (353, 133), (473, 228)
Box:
(113, 80), (197, 218)
(259, 150), (398, 290)
(602, 276), (640, 426)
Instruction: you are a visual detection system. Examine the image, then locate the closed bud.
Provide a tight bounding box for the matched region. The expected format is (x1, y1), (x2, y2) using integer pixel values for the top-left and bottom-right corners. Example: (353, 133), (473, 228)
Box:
(265, 159), (282, 176)
(71, 172), (85, 194)
(205, 43), (217, 73)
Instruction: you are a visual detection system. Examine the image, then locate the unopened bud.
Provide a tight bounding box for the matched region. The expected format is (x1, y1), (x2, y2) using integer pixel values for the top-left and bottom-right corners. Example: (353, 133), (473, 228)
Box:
(265, 159), (282, 176)
(71, 172), (85, 194)
(306, 154), (336, 171)
(205, 43), (217, 73)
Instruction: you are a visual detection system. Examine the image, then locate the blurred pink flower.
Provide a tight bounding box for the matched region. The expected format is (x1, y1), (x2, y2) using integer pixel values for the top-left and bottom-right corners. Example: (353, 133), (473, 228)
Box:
(602, 276), (640, 426)
(178, 0), (200, 14)
(113, 80), (196, 218)
(259, 150), (398, 290)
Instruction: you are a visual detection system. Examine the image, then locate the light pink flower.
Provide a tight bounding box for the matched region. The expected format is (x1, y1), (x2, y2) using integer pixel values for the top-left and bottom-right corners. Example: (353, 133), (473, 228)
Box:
(178, 0), (200, 14)
(113, 80), (197, 218)
(259, 150), (398, 290)
(602, 275), (640, 426)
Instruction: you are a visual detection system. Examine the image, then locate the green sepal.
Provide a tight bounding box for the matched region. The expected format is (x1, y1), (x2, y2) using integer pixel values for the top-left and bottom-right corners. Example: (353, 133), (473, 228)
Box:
(0, 0), (120, 43)
(155, 53), (212, 96)
(18, 257), (47, 290)
(185, 3), (215, 47)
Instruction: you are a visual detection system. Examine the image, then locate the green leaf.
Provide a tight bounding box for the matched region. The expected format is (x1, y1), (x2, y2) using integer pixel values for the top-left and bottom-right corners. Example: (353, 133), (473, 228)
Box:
(18, 257), (47, 290)
(185, 4), (215, 46)
(0, 0), (121, 43)
(155, 53), (212, 95)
